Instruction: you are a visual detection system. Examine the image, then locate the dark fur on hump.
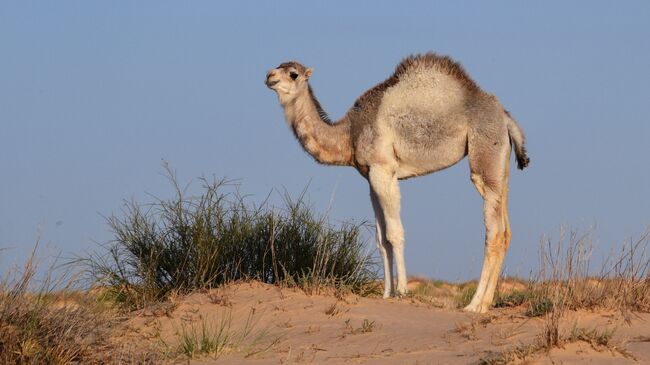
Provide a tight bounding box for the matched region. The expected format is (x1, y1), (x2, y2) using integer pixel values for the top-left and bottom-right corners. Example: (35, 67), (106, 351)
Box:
(394, 53), (481, 93)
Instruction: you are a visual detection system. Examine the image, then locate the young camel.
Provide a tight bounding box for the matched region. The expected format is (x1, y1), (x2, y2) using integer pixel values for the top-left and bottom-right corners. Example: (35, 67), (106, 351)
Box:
(265, 53), (529, 313)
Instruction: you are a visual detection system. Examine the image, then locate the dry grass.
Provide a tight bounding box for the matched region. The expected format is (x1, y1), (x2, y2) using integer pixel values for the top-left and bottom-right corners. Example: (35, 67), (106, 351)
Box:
(477, 324), (632, 365)
(478, 228), (649, 364)
(411, 229), (649, 318)
(0, 246), (113, 365)
(532, 229), (647, 359)
(492, 229), (650, 315)
(408, 279), (480, 309)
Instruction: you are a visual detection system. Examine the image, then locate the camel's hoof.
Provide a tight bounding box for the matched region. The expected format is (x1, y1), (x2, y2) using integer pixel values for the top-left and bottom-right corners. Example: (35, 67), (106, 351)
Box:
(463, 302), (489, 314)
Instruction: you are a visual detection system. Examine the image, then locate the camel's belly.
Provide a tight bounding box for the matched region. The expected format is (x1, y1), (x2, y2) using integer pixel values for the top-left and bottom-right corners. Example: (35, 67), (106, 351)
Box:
(390, 112), (468, 179)
(394, 141), (467, 179)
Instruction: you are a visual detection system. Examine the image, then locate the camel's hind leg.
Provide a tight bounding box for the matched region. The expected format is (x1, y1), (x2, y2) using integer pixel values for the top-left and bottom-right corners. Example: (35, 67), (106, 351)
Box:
(464, 145), (512, 313)
(487, 148), (512, 301)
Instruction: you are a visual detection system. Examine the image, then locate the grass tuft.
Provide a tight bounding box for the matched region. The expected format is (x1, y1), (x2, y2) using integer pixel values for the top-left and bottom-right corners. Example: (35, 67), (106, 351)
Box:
(175, 309), (278, 359)
(493, 290), (529, 308)
(88, 165), (377, 309)
(456, 282), (478, 308)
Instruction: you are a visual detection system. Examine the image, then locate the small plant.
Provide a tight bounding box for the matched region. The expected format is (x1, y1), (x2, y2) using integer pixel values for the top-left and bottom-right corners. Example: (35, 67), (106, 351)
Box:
(324, 302), (340, 316)
(477, 341), (544, 365)
(493, 290), (530, 308)
(525, 297), (553, 317)
(305, 325), (320, 334)
(568, 325), (615, 348)
(454, 321), (478, 341)
(456, 282), (477, 308)
(177, 315), (231, 358)
(360, 318), (375, 333)
(207, 292), (232, 307)
(176, 309), (279, 359)
(341, 318), (376, 337)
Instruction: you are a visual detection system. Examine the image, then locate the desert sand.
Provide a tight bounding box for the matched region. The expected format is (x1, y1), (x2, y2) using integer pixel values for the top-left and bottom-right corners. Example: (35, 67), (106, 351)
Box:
(115, 282), (650, 364)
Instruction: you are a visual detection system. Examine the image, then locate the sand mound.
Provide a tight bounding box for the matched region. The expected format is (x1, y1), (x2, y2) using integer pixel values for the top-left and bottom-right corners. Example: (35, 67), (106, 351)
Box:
(114, 282), (650, 364)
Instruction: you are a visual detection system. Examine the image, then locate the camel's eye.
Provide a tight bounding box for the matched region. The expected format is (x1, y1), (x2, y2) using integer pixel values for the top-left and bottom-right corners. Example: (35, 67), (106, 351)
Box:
(290, 71), (299, 80)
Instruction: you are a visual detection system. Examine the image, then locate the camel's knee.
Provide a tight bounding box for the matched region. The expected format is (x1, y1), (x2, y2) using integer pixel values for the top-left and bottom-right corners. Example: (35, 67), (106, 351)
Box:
(483, 199), (506, 251)
(470, 173), (486, 197)
(376, 239), (388, 254)
(385, 227), (404, 248)
(503, 229), (512, 249)
(374, 229), (386, 249)
(485, 230), (507, 255)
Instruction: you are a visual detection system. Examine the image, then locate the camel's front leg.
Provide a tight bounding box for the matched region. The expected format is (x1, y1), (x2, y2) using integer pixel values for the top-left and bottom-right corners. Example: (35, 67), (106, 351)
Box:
(369, 167), (408, 296)
(370, 187), (394, 298)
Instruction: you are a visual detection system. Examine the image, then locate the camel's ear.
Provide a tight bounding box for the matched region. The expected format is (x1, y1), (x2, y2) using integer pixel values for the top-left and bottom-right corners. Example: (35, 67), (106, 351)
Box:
(304, 68), (313, 79)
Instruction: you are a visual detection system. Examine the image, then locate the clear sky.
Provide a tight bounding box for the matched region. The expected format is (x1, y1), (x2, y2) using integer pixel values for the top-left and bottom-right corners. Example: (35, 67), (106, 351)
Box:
(1, 1), (649, 281)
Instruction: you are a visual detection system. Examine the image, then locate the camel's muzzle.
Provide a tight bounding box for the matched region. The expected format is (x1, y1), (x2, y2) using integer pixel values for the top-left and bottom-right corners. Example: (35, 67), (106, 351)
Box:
(265, 79), (279, 88)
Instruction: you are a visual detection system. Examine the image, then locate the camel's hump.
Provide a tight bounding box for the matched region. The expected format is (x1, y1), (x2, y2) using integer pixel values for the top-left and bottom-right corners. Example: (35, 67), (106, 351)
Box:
(393, 53), (480, 93)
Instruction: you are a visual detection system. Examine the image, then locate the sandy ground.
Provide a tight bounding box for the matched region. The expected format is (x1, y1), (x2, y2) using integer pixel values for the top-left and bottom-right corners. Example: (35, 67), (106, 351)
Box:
(116, 282), (650, 364)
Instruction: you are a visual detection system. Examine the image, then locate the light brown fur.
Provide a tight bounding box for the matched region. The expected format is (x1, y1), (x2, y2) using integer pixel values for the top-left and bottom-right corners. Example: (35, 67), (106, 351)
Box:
(266, 53), (529, 313)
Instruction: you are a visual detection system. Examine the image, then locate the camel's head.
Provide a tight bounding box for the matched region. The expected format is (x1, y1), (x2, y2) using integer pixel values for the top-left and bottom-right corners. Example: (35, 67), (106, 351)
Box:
(265, 61), (313, 102)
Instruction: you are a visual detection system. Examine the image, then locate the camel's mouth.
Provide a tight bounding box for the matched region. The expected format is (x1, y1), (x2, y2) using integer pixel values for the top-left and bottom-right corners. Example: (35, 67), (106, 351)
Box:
(265, 79), (279, 88)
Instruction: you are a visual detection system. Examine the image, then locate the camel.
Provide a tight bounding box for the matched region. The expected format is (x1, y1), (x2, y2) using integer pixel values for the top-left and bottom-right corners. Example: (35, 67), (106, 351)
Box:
(265, 53), (529, 313)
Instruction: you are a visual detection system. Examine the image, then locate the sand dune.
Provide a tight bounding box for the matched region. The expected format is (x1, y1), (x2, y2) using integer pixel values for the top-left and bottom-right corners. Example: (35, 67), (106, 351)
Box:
(112, 282), (650, 364)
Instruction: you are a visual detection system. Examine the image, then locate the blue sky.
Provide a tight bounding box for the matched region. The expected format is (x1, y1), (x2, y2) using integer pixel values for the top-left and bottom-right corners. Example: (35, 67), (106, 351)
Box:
(1, 1), (649, 280)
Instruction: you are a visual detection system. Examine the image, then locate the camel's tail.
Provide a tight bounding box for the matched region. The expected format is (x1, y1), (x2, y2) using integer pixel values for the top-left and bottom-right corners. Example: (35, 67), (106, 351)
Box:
(505, 110), (530, 170)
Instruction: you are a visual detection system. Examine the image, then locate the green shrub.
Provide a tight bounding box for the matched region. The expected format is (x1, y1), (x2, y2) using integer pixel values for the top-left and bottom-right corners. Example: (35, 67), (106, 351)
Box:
(493, 290), (531, 308)
(89, 168), (377, 309)
(525, 297), (554, 317)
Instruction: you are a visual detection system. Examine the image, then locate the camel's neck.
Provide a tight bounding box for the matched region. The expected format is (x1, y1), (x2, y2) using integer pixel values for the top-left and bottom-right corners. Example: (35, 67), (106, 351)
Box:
(280, 86), (353, 166)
